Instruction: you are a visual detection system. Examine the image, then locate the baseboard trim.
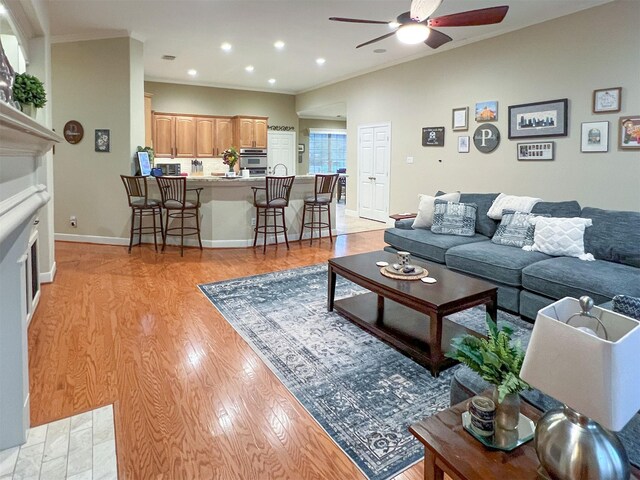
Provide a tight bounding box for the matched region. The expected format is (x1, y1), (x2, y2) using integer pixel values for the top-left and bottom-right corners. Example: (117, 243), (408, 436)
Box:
(344, 209), (358, 217)
(39, 261), (56, 284)
(54, 230), (339, 249)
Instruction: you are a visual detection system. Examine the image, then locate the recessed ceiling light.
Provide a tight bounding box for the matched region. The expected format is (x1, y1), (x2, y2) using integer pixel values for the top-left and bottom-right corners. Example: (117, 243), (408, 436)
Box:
(187, 69), (197, 76)
(245, 65), (254, 72)
(316, 58), (326, 65)
(221, 42), (232, 51)
(268, 78), (276, 85)
(274, 40), (285, 50)
(373, 48), (387, 54)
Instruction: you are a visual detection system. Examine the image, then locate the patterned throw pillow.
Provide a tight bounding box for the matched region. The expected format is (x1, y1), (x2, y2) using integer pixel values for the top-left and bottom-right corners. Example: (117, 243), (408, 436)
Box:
(613, 295), (640, 320)
(431, 201), (477, 236)
(412, 191), (461, 229)
(492, 210), (547, 248)
(522, 217), (595, 261)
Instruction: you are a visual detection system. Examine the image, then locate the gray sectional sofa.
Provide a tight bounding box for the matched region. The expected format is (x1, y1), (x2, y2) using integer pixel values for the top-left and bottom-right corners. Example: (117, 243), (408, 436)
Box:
(384, 192), (640, 319)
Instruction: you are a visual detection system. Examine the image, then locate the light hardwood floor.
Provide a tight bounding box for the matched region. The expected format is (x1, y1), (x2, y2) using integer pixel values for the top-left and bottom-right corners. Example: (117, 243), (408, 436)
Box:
(28, 233), (428, 480)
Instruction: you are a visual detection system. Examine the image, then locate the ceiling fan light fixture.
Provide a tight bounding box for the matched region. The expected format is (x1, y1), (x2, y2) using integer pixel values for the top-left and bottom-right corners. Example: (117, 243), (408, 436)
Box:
(388, 21), (401, 29)
(396, 23), (430, 44)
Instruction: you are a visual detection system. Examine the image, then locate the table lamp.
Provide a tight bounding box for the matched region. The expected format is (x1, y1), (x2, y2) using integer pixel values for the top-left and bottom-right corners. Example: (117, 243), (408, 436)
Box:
(520, 296), (640, 480)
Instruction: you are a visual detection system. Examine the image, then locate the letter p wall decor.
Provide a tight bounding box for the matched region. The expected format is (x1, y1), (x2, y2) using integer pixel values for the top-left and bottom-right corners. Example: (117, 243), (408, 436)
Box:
(473, 124), (500, 153)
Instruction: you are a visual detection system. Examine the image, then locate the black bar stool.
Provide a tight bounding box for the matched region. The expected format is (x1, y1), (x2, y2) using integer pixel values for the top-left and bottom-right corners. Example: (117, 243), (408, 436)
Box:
(120, 175), (163, 253)
(299, 173), (339, 245)
(336, 168), (347, 203)
(251, 176), (295, 254)
(155, 176), (203, 256)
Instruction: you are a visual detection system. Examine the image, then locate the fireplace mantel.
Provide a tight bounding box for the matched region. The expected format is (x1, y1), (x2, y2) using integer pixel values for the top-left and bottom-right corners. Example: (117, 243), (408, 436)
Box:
(0, 101), (61, 450)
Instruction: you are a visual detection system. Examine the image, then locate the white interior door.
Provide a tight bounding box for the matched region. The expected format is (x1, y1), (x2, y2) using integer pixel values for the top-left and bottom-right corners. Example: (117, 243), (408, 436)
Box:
(358, 123), (390, 222)
(267, 131), (296, 175)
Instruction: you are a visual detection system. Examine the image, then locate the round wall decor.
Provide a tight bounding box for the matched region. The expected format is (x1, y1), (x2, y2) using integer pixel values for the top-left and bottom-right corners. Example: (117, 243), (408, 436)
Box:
(473, 124), (500, 153)
(63, 120), (84, 144)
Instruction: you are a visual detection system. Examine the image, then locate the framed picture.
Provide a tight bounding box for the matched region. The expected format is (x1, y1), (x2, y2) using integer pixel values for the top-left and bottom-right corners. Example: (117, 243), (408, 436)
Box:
(136, 151), (152, 175)
(298, 143), (305, 153)
(95, 129), (110, 152)
(508, 99), (568, 139)
(458, 136), (470, 153)
(422, 127), (445, 147)
(619, 116), (640, 149)
(581, 121), (609, 153)
(517, 141), (554, 161)
(475, 101), (498, 122)
(593, 87), (621, 113)
(452, 107), (468, 131)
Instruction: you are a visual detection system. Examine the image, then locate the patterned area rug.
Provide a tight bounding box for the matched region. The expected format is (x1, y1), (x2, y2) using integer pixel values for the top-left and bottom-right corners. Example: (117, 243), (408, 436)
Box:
(199, 264), (532, 480)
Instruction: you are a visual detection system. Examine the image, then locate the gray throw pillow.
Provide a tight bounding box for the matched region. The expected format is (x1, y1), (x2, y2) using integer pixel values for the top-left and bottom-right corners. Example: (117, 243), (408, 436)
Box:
(492, 210), (548, 248)
(431, 201), (477, 236)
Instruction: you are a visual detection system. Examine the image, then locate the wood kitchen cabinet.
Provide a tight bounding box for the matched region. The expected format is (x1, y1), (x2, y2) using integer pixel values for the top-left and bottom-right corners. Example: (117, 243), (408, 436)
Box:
(196, 117), (233, 156)
(153, 113), (196, 158)
(234, 116), (268, 149)
(215, 118), (233, 156)
(144, 93), (153, 147)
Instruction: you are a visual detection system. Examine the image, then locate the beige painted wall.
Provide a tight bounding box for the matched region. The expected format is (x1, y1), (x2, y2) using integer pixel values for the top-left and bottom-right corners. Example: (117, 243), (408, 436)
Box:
(298, 118), (347, 174)
(296, 1), (640, 214)
(144, 81), (298, 128)
(52, 37), (145, 239)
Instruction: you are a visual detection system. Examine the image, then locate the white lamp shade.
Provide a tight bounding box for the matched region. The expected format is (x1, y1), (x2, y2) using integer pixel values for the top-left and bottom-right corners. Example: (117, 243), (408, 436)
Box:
(520, 297), (640, 431)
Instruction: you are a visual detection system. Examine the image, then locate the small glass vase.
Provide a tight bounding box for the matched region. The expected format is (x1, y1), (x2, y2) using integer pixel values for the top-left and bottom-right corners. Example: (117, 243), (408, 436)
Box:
(493, 387), (520, 430)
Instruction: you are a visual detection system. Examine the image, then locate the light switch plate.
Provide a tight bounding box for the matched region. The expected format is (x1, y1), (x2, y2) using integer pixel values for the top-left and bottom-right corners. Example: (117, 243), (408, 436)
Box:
(406, 156), (414, 164)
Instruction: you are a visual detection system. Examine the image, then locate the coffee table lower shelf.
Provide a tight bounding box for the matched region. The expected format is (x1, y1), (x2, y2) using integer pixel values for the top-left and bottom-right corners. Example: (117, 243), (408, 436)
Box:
(334, 292), (473, 373)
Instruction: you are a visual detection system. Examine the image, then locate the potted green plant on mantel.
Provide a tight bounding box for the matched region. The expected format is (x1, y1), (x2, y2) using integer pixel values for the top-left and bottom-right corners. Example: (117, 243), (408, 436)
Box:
(447, 316), (530, 430)
(12, 72), (47, 118)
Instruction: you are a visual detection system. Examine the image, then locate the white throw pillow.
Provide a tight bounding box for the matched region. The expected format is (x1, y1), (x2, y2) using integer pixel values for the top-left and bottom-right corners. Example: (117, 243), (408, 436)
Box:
(412, 192), (460, 229)
(487, 193), (542, 220)
(522, 216), (595, 261)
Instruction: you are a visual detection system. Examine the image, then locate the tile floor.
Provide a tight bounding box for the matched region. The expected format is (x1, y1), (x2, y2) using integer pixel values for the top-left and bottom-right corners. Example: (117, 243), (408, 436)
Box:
(0, 405), (117, 480)
(335, 202), (388, 236)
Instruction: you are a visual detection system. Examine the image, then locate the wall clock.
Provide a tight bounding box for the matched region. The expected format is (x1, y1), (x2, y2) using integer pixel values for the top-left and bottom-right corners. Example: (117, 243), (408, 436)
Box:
(63, 120), (84, 144)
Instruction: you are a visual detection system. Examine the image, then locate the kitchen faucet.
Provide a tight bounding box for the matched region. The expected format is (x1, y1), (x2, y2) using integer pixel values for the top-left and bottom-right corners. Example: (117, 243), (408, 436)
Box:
(271, 163), (288, 176)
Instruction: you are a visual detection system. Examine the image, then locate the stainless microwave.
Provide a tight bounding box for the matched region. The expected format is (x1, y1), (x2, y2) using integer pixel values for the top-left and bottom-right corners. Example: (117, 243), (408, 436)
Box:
(156, 163), (181, 176)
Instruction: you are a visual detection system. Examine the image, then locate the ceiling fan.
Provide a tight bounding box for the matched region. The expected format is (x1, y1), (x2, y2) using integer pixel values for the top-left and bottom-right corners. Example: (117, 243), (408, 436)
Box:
(329, 0), (509, 50)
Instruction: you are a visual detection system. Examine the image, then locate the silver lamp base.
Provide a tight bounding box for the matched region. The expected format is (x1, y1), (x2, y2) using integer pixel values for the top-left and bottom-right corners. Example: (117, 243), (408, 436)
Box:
(535, 405), (630, 480)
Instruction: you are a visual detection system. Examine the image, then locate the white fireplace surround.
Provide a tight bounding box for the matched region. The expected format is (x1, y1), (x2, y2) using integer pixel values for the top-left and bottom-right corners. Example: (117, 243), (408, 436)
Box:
(0, 102), (61, 449)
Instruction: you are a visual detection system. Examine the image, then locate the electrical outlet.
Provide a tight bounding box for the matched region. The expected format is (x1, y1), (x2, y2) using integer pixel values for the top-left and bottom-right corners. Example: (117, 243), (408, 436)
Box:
(251, 218), (256, 227)
(406, 156), (414, 164)
(70, 215), (77, 228)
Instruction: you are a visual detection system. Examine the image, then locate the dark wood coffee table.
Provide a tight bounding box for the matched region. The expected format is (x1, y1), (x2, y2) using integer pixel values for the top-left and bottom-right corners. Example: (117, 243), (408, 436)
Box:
(327, 251), (497, 376)
(409, 397), (640, 480)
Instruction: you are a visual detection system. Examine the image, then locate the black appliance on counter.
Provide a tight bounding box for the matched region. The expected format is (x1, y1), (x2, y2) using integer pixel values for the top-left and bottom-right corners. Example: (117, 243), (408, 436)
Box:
(239, 148), (267, 177)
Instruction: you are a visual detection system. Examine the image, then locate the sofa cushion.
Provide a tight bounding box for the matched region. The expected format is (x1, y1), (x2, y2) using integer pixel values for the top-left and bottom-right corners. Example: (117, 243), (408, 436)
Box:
(438, 192), (500, 237)
(446, 241), (550, 287)
(432, 201), (477, 236)
(394, 218), (415, 230)
(531, 200), (581, 218)
(522, 257), (640, 304)
(581, 207), (640, 267)
(383, 228), (488, 264)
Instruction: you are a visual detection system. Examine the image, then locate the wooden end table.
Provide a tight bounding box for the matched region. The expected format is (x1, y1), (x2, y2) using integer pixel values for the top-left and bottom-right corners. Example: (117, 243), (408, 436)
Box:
(409, 398), (640, 480)
(327, 251), (497, 376)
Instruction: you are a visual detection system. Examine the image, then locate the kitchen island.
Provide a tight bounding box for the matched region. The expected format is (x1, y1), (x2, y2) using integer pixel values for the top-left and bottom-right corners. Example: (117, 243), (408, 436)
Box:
(150, 175), (335, 248)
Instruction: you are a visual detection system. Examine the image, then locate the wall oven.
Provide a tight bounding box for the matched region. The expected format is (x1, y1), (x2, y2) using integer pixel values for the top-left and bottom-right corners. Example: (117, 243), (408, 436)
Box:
(239, 148), (267, 176)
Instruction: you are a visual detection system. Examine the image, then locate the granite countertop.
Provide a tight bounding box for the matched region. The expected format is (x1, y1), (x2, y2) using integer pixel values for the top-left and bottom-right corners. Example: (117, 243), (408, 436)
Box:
(184, 174), (316, 185)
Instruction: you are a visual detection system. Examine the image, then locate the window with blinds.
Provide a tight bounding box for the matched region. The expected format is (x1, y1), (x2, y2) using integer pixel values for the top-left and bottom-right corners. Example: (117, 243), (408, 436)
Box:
(308, 130), (347, 173)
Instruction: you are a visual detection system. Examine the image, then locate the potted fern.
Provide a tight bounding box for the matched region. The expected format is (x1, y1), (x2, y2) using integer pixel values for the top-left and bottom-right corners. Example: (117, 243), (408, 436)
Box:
(447, 315), (530, 430)
(12, 72), (47, 117)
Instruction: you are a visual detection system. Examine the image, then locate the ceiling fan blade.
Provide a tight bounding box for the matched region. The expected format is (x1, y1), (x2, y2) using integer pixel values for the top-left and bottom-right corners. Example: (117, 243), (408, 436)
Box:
(428, 6), (509, 27)
(356, 31), (396, 49)
(424, 28), (452, 49)
(329, 17), (390, 25)
(410, 0), (443, 22)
